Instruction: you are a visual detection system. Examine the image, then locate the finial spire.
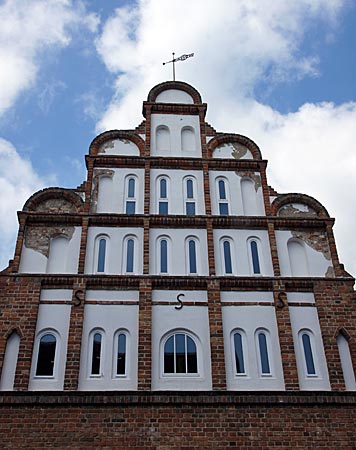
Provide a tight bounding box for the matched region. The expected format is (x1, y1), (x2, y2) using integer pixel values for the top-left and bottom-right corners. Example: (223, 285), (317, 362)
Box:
(163, 52), (194, 81)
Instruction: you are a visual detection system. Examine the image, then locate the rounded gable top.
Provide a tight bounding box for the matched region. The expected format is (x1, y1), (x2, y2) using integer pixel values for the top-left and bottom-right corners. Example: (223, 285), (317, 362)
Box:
(147, 81), (202, 104)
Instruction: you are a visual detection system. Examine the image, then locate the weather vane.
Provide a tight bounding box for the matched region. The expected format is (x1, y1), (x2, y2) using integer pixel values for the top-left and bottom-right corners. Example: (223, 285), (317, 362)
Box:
(163, 52), (194, 81)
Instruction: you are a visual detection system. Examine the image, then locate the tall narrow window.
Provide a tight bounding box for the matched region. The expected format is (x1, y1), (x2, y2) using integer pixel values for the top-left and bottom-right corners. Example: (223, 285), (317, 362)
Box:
(158, 177), (168, 214)
(126, 177), (136, 214)
(217, 179), (229, 215)
(160, 239), (168, 273)
(258, 332), (271, 375)
(126, 238), (135, 273)
(97, 238), (107, 273)
(233, 332), (245, 374)
(116, 333), (126, 376)
(164, 333), (197, 374)
(91, 332), (102, 376)
(223, 240), (233, 274)
(185, 178), (196, 216)
(301, 332), (316, 375)
(250, 240), (261, 274)
(188, 239), (197, 274)
(36, 333), (57, 377)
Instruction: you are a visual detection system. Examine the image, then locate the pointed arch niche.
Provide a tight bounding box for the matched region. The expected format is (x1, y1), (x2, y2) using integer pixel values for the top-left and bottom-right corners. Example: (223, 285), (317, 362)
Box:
(337, 331), (356, 391)
(0, 330), (21, 391)
(287, 239), (309, 277)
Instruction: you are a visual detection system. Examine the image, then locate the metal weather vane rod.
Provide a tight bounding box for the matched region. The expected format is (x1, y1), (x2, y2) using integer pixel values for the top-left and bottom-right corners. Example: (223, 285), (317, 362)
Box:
(163, 52), (194, 81)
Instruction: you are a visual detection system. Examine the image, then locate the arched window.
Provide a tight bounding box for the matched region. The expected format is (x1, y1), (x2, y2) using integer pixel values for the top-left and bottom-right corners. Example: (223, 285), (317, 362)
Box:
(187, 238), (198, 274)
(115, 332), (127, 376)
(181, 127), (195, 152)
(301, 331), (316, 376)
(97, 176), (113, 213)
(126, 238), (135, 273)
(156, 126), (170, 153)
(35, 333), (57, 377)
(90, 331), (103, 376)
(288, 239), (309, 276)
(47, 235), (69, 273)
(223, 240), (233, 274)
(0, 331), (21, 391)
(257, 331), (271, 375)
(217, 178), (229, 215)
(97, 238), (107, 273)
(248, 239), (262, 275)
(241, 177), (258, 215)
(125, 176), (136, 214)
(159, 238), (168, 274)
(337, 333), (356, 390)
(158, 177), (169, 214)
(184, 177), (196, 216)
(233, 331), (246, 375)
(95, 235), (108, 274)
(164, 333), (198, 374)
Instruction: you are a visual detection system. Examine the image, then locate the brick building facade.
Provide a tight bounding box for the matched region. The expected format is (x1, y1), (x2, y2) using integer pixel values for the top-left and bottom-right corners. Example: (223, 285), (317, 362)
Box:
(0, 81), (355, 448)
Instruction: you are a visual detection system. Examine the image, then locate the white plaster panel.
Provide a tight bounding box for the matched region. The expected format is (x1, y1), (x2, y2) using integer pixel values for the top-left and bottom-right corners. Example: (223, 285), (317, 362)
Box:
(222, 305), (285, 391)
(149, 228), (209, 275)
(19, 226), (81, 274)
(287, 292), (315, 304)
(209, 171), (265, 216)
(152, 290), (207, 303)
(151, 114), (201, 157)
(213, 143), (253, 159)
(152, 304), (212, 391)
(29, 304), (71, 391)
(220, 292), (274, 303)
(98, 138), (140, 156)
(86, 290), (139, 301)
(40, 289), (72, 301)
(206, 136), (214, 143)
(275, 230), (331, 277)
(85, 226), (143, 275)
(0, 332), (20, 391)
(213, 229), (274, 276)
(78, 304), (139, 391)
(150, 169), (205, 215)
(155, 89), (194, 104)
(289, 306), (331, 390)
(94, 168), (144, 214)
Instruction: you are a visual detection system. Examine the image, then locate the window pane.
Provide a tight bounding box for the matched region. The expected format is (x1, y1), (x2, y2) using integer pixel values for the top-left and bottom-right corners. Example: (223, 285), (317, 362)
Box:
(175, 334), (186, 373)
(186, 202), (196, 216)
(97, 238), (106, 272)
(251, 241), (261, 274)
(223, 241), (232, 274)
(219, 203), (229, 216)
(160, 179), (167, 198)
(234, 333), (245, 374)
(128, 178), (135, 198)
(218, 180), (226, 199)
(188, 240), (197, 274)
(91, 333), (102, 375)
(159, 201), (168, 214)
(186, 179), (194, 198)
(126, 201), (136, 214)
(126, 239), (134, 273)
(160, 239), (168, 273)
(116, 334), (126, 375)
(164, 336), (174, 373)
(36, 334), (56, 376)
(258, 333), (270, 374)
(302, 333), (316, 375)
(187, 336), (197, 373)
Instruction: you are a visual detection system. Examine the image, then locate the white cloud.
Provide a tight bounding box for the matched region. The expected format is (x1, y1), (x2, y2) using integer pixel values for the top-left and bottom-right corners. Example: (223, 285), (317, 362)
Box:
(0, 0), (99, 116)
(0, 138), (50, 269)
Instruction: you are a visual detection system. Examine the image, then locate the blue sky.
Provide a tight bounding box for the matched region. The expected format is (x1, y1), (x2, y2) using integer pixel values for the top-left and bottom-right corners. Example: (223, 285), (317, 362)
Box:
(0, 0), (356, 276)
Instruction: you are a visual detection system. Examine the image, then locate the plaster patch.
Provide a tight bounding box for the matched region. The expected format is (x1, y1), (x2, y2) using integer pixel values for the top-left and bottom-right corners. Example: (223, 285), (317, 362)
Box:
(34, 198), (76, 214)
(279, 203), (317, 218)
(98, 140), (115, 154)
(325, 266), (335, 277)
(292, 231), (331, 260)
(230, 142), (248, 159)
(236, 172), (261, 192)
(24, 226), (74, 257)
(91, 169), (114, 213)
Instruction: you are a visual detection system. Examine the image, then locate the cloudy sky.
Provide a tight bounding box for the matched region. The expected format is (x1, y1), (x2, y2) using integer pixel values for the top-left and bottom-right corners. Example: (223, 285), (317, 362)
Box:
(0, 0), (355, 277)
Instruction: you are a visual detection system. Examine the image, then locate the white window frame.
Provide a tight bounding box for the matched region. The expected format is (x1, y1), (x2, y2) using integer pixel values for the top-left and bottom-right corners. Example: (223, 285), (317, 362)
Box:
(255, 328), (273, 377)
(185, 236), (200, 275)
(124, 174), (138, 215)
(112, 329), (130, 378)
(183, 176), (197, 216)
(33, 329), (60, 380)
(231, 329), (248, 377)
(298, 329), (318, 378)
(88, 328), (105, 379)
(216, 177), (230, 216)
(122, 235), (138, 274)
(247, 237), (264, 276)
(93, 234), (110, 274)
(156, 235), (171, 275)
(157, 176), (170, 214)
(219, 237), (236, 275)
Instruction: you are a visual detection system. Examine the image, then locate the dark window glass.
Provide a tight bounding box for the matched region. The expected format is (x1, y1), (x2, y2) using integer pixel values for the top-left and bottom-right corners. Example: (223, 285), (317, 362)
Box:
(164, 333), (197, 374)
(159, 201), (168, 215)
(97, 238), (106, 272)
(218, 180), (226, 199)
(160, 239), (168, 273)
(219, 203), (229, 216)
(234, 332), (245, 374)
(116, 333), (126, 375)
(36, 333), (56, 376)
(126, 201), (136, 214)
(223, 241), (232, 274)
(164, 336), (174, 373)
(128, 178), (135, 198)
(251, 241), (261, 274)
(160, 178), (167, 198)
(186, 179), (194, 198)
(126, 239), (134, 273)
(91, 332), (102, 375)
(302, 333), (316, 375)
(175, 333), (186, 373)
(188, 240), (197, 274)
(186, 202), (196, 216)
(187, 336), (197, 373)
(258, 332), (270, 374)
